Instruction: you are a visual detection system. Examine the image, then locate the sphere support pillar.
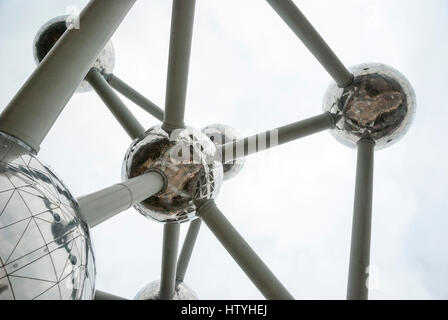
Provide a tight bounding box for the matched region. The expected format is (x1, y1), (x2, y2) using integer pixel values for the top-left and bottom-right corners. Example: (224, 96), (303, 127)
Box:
(159, 224), (181, 299)
(176, 218), (202, 282)
(163, 0), (196, 131)
(347, 138), (375, 300)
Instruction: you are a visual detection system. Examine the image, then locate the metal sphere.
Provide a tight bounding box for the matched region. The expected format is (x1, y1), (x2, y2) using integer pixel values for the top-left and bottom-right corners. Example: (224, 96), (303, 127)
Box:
(0, 132), (95, 300)
(122, 125), (223, 224)
(134, 280), (198, 300)
(33, 15), (115, 93)
(202, 124), (245, 180)
(323, 63), (416, 149)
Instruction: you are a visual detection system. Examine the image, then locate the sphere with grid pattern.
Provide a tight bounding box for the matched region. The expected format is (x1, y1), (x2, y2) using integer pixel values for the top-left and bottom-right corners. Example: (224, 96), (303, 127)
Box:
(0, 132), (95, 300)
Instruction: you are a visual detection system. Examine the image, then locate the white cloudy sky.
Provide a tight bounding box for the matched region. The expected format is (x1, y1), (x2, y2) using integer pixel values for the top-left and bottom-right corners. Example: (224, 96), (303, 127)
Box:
(1, 0), (447, 300)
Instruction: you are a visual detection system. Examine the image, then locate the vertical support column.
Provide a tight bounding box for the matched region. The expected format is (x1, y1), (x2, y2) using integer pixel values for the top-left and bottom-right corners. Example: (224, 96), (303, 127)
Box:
(163, 0), (196, 130)
(77, 171), (164, 228)
(159, 223), (180, 299)
(347, 138), (375, 300)
(0, 0), (136, 152)
(176, 218), (202, 282)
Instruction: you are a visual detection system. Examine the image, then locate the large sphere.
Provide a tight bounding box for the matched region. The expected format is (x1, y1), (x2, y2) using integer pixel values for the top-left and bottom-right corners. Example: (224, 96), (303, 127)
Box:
(202, 124), (245, 180)
(134, 280), (198, 300)
(122, 125), (223, 223)
(323, 63), (416, 149)
(0, 132), (95, 300)
(33, 15), (115, 93)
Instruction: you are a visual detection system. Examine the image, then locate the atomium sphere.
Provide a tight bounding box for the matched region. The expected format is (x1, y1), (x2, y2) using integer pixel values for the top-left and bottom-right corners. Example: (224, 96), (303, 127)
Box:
(33, 15), (115, 93)
(122, 125), (223, 224)
(134, 280), (198, 300)
(202, 124), (245, 180)
(323, 63), (416, 149)
(0, 132), (95, 300)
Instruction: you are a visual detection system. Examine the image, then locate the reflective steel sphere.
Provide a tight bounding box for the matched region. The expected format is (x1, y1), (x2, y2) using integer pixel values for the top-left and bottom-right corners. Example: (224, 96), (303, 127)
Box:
(134, 280), (198, 300)
(323, 63), (416, 149)
(122, 125), (223, 223)
(0, 132), (95, 300)
(33, 15), (115, 93)
(202, 124), (245, 180)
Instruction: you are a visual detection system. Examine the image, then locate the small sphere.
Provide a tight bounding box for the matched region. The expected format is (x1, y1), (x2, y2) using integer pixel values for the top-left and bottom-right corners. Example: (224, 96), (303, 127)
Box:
(0, 132), (95, 300)
(134, 280), (198, 300)
(202, 124), (245, 180)
(33, 15), (115, 93)
(122, 125), (223, 223)
(323, 63), (416, 149)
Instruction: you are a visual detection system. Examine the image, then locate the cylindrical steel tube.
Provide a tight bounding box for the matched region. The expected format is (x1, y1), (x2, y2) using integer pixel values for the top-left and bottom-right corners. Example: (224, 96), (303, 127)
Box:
(176, 218), (202, 282)
(107, 74), (164, 122)
(159, 224), (181, 299)
(266, 0), (353, 87)
(77, 171), (164, 227)
(86, 69), (145, 140)
(94, 290), (126, 300)
(198, 200), (294, 300)
(163, 0), (196, 130)
(347, 138), (375, 300)
(221, 113), (334, 163)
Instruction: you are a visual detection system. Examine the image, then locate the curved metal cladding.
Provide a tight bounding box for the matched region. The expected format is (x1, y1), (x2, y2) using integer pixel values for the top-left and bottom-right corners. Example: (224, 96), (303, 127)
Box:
(323, 63), (416, 150)
(0, 132), (95, 300)
(134, 280), (198, 300)
(122, 125), (223, 224)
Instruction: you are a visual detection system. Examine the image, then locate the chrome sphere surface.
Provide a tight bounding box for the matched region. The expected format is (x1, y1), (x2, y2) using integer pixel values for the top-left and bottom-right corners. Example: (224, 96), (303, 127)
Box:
(0, 133), (95, 300)
(134, 280), (198, 300)
(122, 125), (223, 223)
(323, 63), (416, 149)
(33, 15), (115, 93)
(202, 124), (245, 180)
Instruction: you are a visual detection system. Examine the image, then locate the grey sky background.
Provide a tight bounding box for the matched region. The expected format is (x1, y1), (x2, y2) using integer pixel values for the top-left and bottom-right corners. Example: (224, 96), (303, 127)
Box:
(0, 0), (447, 299)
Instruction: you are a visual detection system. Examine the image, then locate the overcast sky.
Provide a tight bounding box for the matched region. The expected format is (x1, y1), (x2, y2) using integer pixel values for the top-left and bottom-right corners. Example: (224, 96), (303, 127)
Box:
(1, 0), (447, 300)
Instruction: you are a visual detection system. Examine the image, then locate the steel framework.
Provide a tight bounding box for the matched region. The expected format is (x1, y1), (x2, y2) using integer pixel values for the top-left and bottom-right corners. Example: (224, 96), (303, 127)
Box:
(0, 0), (415, 300)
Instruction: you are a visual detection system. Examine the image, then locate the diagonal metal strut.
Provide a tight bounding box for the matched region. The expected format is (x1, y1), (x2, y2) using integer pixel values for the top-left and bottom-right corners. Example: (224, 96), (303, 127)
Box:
(221, 112), (334, 163)
(197, 200), (294, 300)
(86, 69), (145, 140)
(0, 0), (136, 153)
(107, 74), (164, 121)
(176, 218), (202, 283)
(94, 290), (127, 300)
(266, 0), (353, 88)
(77, 171), (164, 228)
